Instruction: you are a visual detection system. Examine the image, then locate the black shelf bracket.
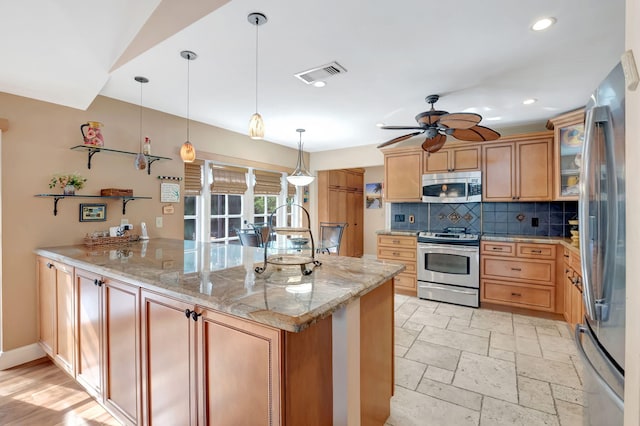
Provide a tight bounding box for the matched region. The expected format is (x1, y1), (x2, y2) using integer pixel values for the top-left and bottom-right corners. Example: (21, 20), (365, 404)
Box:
(147, 157), (160, 175)
(122, 198), (134, 214)
(86, 148), (100, 169)
(53, 196), (64, 216)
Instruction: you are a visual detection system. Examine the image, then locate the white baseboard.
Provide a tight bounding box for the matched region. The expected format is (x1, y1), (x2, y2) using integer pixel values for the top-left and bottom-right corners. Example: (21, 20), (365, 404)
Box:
(0, 343), (46, 370)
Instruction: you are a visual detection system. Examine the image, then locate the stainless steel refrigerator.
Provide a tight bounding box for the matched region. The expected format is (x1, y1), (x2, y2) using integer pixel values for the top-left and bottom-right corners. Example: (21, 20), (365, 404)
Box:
(576, 62), (626, 425)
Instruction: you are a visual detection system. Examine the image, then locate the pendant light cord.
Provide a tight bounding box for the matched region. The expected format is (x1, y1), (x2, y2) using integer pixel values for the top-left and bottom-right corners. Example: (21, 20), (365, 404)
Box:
(187, 55), (191, 142)
(139, 81), (143, 151)
(254, 17), (259, 114)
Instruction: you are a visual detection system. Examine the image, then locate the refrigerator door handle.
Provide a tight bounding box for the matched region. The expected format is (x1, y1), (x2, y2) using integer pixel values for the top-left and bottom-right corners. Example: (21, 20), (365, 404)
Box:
(575, 324), (624, 411)
(580, 106), (599, 320)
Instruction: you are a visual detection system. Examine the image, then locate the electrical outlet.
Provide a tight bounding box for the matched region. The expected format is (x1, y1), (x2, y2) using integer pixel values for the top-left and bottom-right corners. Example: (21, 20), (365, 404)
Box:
(156, 216), (163, 228)
(409, 214), (415, 224)
(120, 218), (129, 225)
(532, 217), (539, 227)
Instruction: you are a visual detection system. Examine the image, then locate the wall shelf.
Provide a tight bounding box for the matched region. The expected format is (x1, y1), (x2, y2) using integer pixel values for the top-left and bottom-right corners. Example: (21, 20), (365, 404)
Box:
(35, 194), (152, 216)
(70, 145), (172, 175)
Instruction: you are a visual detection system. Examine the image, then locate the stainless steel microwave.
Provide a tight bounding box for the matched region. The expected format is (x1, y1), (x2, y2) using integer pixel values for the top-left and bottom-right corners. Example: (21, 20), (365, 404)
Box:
(422, 171), (482, 203)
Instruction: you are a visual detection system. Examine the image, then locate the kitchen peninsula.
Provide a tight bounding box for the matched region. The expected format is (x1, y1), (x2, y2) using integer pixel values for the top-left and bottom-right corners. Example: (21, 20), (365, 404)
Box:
(36, 238), (403, 426)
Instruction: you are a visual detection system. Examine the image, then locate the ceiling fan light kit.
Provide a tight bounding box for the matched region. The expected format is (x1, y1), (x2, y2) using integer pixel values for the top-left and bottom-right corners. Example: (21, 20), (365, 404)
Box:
(378, 94), (500, 153)
(286, 129), (315, 187)
(180, 50), (197, 163)
(248, 12), (267, 140)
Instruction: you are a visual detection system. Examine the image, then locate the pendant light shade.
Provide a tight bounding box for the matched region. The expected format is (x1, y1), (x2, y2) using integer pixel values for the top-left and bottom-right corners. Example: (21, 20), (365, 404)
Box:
(134, 76), (149, 171)
(286, 129), (315, 187)
(248, 112), (264, 140)
(248, 12), (267, 140)
(180, 50), (197, 162)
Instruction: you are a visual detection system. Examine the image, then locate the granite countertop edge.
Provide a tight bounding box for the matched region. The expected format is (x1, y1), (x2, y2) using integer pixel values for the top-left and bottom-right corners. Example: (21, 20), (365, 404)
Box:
(376, 229), (420, 237)
(35, 240), (404, 333)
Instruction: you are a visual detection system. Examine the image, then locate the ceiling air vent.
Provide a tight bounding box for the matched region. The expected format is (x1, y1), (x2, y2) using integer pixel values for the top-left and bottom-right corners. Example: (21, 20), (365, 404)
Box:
(294, 61), (347, 84)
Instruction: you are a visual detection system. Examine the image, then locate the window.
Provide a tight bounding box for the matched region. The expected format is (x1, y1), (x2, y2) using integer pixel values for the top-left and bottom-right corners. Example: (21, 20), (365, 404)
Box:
(254, 195), (277, 224)
(184, 160), (298, 244)
(210, 194), (243, 243)
(184, 195), (198, 240)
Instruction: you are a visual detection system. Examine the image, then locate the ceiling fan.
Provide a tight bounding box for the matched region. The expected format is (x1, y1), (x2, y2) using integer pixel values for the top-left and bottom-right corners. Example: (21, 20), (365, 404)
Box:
(377, 94), (501, 153)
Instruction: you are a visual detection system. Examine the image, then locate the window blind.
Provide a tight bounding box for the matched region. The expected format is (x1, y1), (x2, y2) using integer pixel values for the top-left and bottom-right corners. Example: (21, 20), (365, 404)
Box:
(254, 170), (282, 195)
(210, 164), (248, 194)
(184, 160), (204, 195)
(287, 183), (297, 197)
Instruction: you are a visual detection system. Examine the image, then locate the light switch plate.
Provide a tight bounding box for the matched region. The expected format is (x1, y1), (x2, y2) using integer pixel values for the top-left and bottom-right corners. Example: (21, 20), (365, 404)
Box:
(155, 216), (163, 228)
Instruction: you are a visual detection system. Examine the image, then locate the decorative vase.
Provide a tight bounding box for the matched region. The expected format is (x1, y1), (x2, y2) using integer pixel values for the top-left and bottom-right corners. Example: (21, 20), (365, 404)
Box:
(63, 184), (76, 195)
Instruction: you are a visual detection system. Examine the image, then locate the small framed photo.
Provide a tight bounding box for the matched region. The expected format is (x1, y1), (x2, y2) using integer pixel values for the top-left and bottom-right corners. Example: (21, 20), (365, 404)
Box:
(80, 203), (107, 222)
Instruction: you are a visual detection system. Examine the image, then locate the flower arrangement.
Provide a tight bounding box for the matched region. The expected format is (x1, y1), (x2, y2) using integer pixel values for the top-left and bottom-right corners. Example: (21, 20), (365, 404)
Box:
(49, 172), (87, 190)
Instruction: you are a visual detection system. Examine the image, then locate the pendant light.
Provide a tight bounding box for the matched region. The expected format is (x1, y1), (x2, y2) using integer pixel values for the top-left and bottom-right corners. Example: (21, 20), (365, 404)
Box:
(180, 50), (197, 162)
(134, 76), (149, 170)
(286, 129), (315, 186)
(248, 12), (267, 140)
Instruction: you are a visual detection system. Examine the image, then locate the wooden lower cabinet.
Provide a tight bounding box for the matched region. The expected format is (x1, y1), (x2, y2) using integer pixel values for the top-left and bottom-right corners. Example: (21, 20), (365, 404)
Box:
(37, 257), (75, 375)
(562, 248), (584, 327)
(76, 268), (140, 425)
(480, 242), (556, 312)
(377, 235), (417, 296)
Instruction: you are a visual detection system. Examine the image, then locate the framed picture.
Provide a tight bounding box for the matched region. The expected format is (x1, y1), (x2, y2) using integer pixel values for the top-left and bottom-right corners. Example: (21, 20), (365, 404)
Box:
(80, 203), (107, 222)
(161, 182), (180, 203)
(365, 182), (383, 209)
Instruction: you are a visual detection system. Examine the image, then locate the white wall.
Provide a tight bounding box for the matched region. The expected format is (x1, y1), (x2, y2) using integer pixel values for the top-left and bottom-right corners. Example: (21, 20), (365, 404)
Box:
(624, 1), (640, 424)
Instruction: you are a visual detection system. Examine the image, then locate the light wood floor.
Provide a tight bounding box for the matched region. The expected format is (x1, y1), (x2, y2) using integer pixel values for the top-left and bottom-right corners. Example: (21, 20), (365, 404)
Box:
(0, 357), (120, 425)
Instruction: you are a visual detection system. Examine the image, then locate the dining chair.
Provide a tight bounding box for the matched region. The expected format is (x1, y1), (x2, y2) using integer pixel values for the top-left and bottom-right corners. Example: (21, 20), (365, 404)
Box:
(250, 222), (273, 247)
(317, 222), (348, 255)
(233, 228), (263, 247)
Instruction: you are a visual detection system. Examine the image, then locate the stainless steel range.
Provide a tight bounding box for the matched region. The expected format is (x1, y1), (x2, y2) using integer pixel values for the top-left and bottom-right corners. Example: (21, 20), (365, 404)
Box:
(417, 227), (480, 308)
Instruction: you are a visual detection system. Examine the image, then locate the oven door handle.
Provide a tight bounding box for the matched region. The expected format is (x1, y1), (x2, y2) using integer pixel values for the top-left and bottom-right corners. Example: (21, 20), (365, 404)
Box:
(418, 284), (477, 295)
(418, 244), (479, 253)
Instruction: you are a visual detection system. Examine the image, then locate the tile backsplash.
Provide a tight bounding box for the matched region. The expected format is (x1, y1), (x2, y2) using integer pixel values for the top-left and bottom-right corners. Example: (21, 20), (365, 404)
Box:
(390, 201), (578, 237)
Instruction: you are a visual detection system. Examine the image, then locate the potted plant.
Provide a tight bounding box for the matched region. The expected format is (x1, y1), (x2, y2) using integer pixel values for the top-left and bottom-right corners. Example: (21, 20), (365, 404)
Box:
(49, 172), (87, 195)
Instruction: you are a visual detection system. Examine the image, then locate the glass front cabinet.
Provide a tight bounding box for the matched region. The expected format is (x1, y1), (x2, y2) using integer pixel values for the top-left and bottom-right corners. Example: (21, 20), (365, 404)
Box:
(548, 109), (585, 201)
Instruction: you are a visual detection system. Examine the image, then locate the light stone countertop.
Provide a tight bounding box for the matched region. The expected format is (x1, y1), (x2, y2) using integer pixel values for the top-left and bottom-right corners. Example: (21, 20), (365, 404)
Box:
(481, 234), (579, 255)
(35, 238), (404, 333)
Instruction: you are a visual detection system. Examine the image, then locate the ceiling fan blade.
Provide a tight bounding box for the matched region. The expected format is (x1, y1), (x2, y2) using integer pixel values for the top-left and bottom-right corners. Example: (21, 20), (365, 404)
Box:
(438, 112), (482, 130)
(450, 125), (501, 142)
(377, 131), (423, 148)
(381, 125), (425, 130)
(421, 133), (447, 153)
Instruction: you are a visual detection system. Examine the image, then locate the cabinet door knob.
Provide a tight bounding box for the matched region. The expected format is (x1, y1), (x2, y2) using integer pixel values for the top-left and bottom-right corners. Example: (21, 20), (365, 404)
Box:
(46, 262), (54, 269)
(184, 309), (192, 318)
(93, 279), (99, 286)
(531, 249), (542, 254)
(511, 292), (522, 297)
(191, 311), (203, 322)
(492, 247), (503, 251)
(511, 267), (522, 271)
(97, 279), (104, 287)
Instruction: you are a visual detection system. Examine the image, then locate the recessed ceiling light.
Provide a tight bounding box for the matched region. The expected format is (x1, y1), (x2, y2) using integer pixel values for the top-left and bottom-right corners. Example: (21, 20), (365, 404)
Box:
(376, 122), (385, 127)
(486, 116), (502, 121)
(531, 17), (556, 31)
(523, 98), (537, 105)
(312, 81), (326, 88)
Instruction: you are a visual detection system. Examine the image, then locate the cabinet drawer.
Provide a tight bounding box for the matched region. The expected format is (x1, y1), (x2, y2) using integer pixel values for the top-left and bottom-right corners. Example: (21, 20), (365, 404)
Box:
(517, 243), (556, 259)
(377, 247), (416, 262)
(481, 280), (554, 311)
(377, 235), (416, 248)
(394, 273), (416, 291)
(481, 242), (515, 256)
(481, 257), (554, 284)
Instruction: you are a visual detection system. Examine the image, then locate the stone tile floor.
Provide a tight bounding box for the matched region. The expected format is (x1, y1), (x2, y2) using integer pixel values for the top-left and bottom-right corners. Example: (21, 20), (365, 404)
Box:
(387, 295), (585, 426)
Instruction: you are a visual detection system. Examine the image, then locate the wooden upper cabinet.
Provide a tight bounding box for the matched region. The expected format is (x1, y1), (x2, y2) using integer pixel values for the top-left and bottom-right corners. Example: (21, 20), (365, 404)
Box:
(383, 146), (422, 202)
(423, 144), (481, 173)
(329, 169), (347, 188)
(482, 132), (553, 202)
(547, 108), (585, 201)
